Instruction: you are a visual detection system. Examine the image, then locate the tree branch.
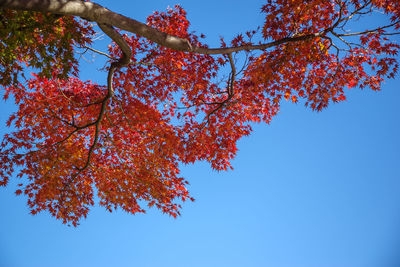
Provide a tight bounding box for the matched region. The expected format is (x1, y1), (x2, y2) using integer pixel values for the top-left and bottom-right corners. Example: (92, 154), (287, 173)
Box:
(0, 0), (194, 51)
(58, 22), (132, 210)
(75, 22), (131, 174)
(0, 0), (338, 55)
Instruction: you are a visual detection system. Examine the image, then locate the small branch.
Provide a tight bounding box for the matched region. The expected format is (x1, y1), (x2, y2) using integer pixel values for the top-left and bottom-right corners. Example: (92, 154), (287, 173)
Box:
(203, 53), (237, 124)
(331, 31), (352, 50)
(81, 45), (115, 59)
(75, 23), (131, 174)
(335, 21), (400, 37)
(227, 53), (236, 96)
(59, 22), (132, 209)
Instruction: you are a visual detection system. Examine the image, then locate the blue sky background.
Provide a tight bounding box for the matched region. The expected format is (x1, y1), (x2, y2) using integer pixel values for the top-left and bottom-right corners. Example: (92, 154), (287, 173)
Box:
(1, 1), (400, 266)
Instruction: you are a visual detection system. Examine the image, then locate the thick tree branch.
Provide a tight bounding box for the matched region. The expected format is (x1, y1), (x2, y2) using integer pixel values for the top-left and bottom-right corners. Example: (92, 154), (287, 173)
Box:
(0, 0), (194, 51)
(0, 0), (334, 55)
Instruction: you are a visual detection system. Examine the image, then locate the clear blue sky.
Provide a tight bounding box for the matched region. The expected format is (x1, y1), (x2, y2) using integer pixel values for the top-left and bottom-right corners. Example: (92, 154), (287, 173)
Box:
(1, 1), (400, 266)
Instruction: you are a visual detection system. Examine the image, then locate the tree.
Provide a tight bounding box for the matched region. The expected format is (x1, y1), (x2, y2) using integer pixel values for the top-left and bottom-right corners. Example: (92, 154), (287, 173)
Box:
(0, 0), (399, 226)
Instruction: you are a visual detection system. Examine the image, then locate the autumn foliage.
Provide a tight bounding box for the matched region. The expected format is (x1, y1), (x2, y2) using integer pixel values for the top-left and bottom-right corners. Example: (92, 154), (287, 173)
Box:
(0, 0), (399, 226)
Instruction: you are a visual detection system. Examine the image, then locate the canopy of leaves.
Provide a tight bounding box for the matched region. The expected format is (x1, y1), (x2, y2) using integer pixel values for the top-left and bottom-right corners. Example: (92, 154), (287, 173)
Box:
(0, 0), (399, 226)
(0, 9), (93, 86)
